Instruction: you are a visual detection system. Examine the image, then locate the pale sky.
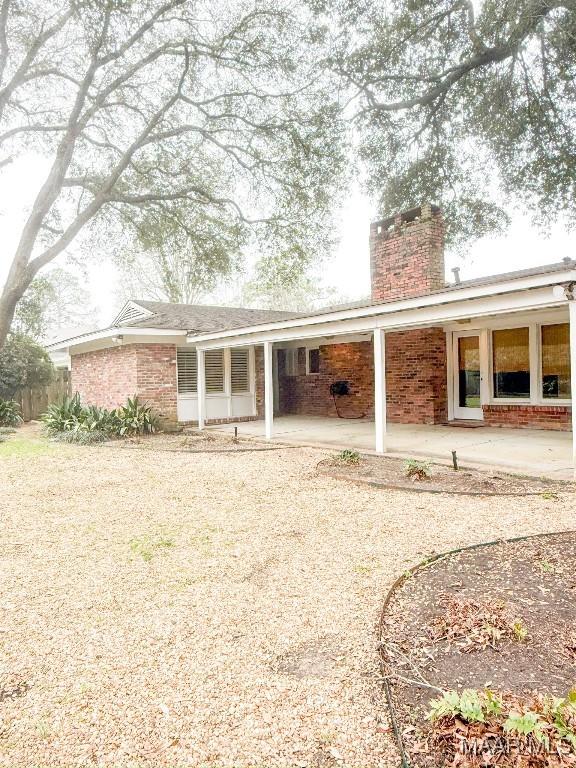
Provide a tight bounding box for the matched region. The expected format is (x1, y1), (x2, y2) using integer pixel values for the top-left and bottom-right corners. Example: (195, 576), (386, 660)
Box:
(1, 153), (575, 335)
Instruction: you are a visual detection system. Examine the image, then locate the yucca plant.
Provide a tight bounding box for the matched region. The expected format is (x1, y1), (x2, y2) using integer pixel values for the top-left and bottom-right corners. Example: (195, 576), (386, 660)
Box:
(41, 393), (84, 434)
(115, 396), (158, 436)
(0, 399), (22, 427)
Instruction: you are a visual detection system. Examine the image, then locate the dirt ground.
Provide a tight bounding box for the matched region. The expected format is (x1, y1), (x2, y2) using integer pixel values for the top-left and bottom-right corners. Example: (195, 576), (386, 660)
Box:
(318, 454), (574, 495)
(381, 532), (576, 766)
(0, 425), (575, 767)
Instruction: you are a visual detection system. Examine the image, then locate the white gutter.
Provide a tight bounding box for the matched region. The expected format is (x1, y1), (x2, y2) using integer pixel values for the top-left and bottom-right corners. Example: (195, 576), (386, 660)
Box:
(188, 269), (576, 346)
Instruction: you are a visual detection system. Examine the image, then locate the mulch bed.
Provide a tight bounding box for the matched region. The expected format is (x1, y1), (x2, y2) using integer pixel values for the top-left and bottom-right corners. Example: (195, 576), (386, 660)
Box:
(317, 454), (574, 495)
(109, 429), (285, 453)
(380, 531), (576, 767)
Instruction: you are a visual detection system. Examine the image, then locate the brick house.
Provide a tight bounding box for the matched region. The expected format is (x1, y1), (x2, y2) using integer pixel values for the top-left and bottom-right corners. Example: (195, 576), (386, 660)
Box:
(49, 204), (576, 464)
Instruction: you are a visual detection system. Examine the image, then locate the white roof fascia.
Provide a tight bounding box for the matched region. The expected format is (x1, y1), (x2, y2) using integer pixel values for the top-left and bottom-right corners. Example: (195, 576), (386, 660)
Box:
(192, 285), (570, 350)
(46, 326), (187, 352)
(188, 269), (576, 347)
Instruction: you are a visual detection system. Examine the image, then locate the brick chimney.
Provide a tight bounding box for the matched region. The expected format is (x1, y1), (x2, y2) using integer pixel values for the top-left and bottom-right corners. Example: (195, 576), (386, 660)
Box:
(369, 203), (445, 302)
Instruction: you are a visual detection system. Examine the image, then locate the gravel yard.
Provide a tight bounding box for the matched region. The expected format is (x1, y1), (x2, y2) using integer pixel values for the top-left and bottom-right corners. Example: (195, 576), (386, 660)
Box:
(0, 429), (574, 767)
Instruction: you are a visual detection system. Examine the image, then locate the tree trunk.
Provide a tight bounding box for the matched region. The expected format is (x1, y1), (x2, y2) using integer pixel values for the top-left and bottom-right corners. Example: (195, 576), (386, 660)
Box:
(0, 280), (25, 349)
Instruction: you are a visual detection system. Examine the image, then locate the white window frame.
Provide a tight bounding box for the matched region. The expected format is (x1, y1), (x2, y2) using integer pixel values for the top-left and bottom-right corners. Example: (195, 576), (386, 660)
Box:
(489, 323), (533, 405)
(306, 345), (320, 375)
(488, 322), (572, 405)
(539, 322), (572, 405)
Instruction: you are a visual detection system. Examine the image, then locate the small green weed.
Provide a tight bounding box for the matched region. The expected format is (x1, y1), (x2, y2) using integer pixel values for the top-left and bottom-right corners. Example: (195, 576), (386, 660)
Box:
(428, 688), (576, 755)
(129, 535), (174, 562)
(512, 619), (529, 642)
(334, 449), (361, 464)
(428, 689), (500, 723)
(539, 560), (556, 574)
(540, 491), (559, 501)
(503, 711), (547, 743)
(404, 458), (432, 481)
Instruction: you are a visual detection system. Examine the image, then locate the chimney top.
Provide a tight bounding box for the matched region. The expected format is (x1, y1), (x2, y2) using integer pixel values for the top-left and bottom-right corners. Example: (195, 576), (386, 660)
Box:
(371, 203), (442, 238)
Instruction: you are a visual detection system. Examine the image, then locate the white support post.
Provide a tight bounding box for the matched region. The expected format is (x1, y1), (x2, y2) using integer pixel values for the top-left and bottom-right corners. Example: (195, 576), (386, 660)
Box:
(569, 300), (576, 473)
(263, 341), (274, 440)
(373, 328), (387, 454)
(197, 348), (206, 430)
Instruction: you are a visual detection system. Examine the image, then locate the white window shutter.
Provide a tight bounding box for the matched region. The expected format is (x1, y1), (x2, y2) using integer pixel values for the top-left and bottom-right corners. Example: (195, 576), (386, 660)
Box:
(231, 348), (250, 393)
(177, 349), (198, 393)
(205, 349), (225, 393)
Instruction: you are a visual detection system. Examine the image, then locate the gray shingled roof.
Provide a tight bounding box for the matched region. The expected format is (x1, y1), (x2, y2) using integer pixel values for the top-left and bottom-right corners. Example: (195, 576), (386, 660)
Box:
(124, 260), (574, 334)
(125, 300), (300, 333)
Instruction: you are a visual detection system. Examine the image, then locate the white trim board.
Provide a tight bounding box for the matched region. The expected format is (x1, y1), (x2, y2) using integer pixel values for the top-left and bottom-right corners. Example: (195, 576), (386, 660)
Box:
(188, 269), (576, 346)
(192, 287), (569, 350)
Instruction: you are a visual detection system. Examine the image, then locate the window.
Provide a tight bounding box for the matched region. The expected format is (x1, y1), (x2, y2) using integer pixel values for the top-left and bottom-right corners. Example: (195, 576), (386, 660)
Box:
(542, 323), (571, 399)
(283, 348), (298, 377)
(205, 349), (224, 393)
(492, 327), (530, 399)
(176, 349), (197, 394)
(230, 348), (250, 393)
(307, 347), (320, 375)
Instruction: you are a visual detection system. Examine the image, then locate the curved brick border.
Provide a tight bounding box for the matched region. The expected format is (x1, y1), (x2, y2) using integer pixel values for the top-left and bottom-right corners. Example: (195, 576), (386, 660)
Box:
(377, 529), (576, 768)
(316, 460), (574, 497)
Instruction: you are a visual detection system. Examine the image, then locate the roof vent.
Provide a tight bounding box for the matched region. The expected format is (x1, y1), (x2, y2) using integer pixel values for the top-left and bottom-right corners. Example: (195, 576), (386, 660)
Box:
(451, 267), (461, 285)
(112, 301), (153, 327)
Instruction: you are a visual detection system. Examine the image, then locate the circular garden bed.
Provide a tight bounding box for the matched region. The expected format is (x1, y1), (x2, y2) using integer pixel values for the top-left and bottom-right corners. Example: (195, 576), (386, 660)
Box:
(380, 531), (576, 767)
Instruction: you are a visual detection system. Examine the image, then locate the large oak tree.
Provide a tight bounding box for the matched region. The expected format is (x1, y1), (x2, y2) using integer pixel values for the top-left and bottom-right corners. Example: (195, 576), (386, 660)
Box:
(329, 0), (576, 246)
(0, 0), (343, 347)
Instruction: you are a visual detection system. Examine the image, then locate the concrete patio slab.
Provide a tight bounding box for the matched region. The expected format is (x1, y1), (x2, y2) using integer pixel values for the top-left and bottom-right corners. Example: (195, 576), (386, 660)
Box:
(209, 416), (574, 480)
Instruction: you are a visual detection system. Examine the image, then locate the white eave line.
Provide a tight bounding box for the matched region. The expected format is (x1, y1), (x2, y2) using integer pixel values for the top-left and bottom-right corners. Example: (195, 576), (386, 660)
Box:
(46, 326), (188, 350)
(187, 270), (576, 345)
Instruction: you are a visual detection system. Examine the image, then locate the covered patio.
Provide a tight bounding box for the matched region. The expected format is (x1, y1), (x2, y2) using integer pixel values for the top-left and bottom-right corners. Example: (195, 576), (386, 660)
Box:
(209, 416), (574, 480)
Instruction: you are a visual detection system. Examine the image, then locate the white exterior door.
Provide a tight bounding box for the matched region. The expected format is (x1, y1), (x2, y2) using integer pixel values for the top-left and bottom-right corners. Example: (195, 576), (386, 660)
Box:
(453, 332), (483, 420)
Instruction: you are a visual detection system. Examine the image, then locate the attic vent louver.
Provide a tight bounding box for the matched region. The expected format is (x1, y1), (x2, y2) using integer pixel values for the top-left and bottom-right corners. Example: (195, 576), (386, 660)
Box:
(113, 302), (152, 327)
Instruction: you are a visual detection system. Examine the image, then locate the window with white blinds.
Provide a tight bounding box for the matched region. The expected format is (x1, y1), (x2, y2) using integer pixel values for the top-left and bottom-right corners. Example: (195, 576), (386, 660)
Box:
(205, 349), (225, 393)
(231, 348), (250, 393)
(176, 349), (197, 393)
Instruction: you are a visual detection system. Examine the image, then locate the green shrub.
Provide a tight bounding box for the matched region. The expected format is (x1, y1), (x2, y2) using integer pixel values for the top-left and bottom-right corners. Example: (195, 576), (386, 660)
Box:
(115, 396), (158, 436)
(41, 393), (84, 434)
(0, 427), (17, 434)
(41, 393), (157, 439)
(0, 399), (23, 427)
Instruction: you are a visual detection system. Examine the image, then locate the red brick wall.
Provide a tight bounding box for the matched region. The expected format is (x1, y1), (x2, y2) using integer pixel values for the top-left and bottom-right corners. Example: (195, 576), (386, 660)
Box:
(482, 404), (572, 431)
(71, 343), (178, 424)
(279, 341), (374, 418)
(135, 345), (177, 424)
(387, 328), (448, 424)
(71, 345), (138, 410)
(370, 204), (445, 302)
(277, 330), (448, 425)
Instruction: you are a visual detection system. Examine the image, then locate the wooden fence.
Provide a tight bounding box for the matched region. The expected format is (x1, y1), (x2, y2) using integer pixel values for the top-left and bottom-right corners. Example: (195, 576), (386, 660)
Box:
(14, 369), (71, 422)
